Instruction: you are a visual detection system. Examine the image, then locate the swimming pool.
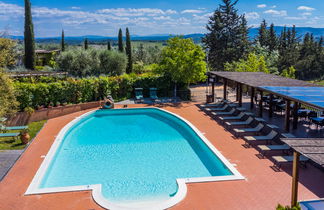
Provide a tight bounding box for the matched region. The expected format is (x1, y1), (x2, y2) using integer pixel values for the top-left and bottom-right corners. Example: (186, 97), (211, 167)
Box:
(26, 108), (243, 209)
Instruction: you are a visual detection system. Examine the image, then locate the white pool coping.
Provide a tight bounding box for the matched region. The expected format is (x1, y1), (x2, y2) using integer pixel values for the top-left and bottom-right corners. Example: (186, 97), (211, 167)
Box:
(25, 107), (245, 210)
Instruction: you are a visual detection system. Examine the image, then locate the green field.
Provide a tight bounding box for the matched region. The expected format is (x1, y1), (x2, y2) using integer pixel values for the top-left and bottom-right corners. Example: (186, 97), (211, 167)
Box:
(0, 120), (46, 150)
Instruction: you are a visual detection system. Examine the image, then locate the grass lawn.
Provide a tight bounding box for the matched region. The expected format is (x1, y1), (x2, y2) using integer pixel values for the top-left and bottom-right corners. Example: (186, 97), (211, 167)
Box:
(314, 80), (324, 86)
(0, 120), (47, 150)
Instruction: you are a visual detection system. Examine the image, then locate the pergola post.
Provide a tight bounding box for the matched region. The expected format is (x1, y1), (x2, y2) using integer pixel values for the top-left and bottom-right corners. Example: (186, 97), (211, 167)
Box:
(239, 83), (243, 107)
(285, 100), (291, 132)
(236, 82), (239, 101)
(250, 87), (255, 109)
(292, 102), (299, 129)
(258, 90), (263, 117)
(291, 151), (300, 207)
(269, 94), (273, 118)
(223, 78), (227, 100)
(211, 79), (215, 103)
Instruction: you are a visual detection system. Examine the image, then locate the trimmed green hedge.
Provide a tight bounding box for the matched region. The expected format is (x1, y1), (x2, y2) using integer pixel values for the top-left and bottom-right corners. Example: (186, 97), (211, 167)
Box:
(14, 73), (189, 111)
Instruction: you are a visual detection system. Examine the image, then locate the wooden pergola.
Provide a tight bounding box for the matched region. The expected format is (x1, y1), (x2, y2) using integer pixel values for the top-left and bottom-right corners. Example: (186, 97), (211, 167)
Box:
(206, 71), (324, 132)
(281, 138), (324, 206)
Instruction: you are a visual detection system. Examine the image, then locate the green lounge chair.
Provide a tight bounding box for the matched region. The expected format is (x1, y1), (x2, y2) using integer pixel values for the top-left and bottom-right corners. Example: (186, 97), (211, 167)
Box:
(149, 88), (158, 102)
(135, 88), (144, 102)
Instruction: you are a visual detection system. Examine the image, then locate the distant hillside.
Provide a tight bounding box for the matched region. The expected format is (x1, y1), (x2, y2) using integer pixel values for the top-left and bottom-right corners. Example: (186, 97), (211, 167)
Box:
(9, 27), (324, 44)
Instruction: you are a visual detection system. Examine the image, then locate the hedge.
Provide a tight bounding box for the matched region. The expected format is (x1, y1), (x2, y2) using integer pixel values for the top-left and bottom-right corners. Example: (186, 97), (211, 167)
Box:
(14, 73), (189, 111)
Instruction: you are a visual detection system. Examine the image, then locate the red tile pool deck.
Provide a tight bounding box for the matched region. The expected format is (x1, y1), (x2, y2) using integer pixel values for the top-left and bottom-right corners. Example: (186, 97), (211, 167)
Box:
(1, 103), (324, 210)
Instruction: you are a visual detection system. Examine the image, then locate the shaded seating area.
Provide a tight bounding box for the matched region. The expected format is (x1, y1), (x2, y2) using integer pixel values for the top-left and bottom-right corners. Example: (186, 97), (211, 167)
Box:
(134, 87), (160, 104)
(206, 71), (324, 136)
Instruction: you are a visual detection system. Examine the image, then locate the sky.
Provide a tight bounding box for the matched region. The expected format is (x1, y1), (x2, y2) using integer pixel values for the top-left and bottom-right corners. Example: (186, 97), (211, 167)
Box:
(0, 0), (323, 37)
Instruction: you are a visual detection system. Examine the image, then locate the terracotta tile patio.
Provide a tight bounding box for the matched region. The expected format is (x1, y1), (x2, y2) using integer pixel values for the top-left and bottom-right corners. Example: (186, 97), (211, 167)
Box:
(0, 103), (323, 210)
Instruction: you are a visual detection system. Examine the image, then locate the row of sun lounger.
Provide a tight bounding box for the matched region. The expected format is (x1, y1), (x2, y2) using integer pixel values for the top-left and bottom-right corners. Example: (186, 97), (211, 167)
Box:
(201, 100), (309, 170)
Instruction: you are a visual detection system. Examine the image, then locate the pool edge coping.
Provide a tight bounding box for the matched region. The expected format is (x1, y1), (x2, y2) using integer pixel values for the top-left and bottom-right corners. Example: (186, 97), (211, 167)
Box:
(25, 107), (245, 210)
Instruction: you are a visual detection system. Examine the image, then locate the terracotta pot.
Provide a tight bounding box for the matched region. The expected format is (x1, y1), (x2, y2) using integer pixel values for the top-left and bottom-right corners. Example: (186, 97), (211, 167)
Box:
(21, 132), (30, 144)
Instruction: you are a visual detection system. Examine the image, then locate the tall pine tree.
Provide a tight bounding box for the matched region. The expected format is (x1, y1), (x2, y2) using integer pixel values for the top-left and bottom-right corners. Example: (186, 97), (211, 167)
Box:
(84, 38), (88, 50)
(24, 0), (35, 70)
(268, 23), (278, 51)
(125, 27), (132, 73)
(118, 28), (123, 52)
(257, 19), (268, 47)
(203, 0), (250, 71)
(61, 30), (65, 52)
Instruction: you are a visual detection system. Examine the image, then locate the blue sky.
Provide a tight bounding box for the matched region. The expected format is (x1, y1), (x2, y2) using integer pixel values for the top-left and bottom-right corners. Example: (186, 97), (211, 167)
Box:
(0, 0), (323, 37)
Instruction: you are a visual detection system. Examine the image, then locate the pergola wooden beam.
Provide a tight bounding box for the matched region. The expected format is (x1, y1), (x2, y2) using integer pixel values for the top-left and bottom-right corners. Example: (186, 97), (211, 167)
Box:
(285, 100), (291, 132)
(291, 151), (300, 207)
(269, 94), (273, 118)
(238, 83), (243, 107)
(292, 102), (299, 129)
(258, 90), (263, 117)
(223, 78), (227, 100)
(250, 87), (255, 109)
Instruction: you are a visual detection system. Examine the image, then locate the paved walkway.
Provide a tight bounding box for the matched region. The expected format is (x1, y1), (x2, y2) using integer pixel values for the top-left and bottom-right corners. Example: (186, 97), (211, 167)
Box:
(0, 150), (23, 181)
(0, 103), (323, 210)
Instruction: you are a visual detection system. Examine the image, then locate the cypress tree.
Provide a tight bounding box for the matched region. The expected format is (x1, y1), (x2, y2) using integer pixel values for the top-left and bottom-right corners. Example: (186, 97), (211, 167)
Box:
(257, 19), (268, 47)
(61, 30), (65, 52)
(118, 28), (123, 52)
(203, 0), (250, 70)
(268, 23), (277, 51)
(24, 0), (35, 70)
(84, 38), (88, 50)
(107, 41), (111, 50)
(125, 27), (132, 73)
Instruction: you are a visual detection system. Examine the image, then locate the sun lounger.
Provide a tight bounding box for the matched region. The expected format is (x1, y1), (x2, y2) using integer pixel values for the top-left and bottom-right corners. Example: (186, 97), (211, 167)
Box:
(243, 130), (278, 147)
(225, 116), (254, 127)
(135, 88), (144, 102)
(233, 123), (264, 137)
(0, 132), (20, 140)
(200, 100), (231, 108)
(300, 199), (324, 210)
(205, 104), (230, 112)
(149, 88), (158, 102)
(219, 112), (246, 121)
(257, 144), (290, 158)
(211, 108), (236, 116)
(272, 155), (309, 170)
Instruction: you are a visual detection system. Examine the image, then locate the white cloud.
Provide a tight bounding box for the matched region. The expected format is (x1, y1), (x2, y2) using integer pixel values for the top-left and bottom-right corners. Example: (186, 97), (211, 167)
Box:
(71, 7), (80, 10)
(245, 12), (260, 20)
(257, 4), (266, 8)
(297, 6), (315, 11)
(181, 9), (205, 14)
(153, 16), (171, 20)
(264, 9), (287, 17)
(302, 12), (312, 16)
(271, 5), (277, 9)
(97, 8), (177, 17)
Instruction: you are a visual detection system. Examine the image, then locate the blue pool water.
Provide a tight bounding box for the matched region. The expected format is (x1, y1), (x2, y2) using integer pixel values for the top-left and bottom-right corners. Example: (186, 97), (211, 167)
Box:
(39, 108), (232, 202)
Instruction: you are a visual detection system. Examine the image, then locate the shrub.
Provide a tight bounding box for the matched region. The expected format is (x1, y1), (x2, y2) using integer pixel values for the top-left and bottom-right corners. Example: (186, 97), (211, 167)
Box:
(0, 69), (19, 118)
(276, 204), (301, 210)
(13, 74), (187, 111)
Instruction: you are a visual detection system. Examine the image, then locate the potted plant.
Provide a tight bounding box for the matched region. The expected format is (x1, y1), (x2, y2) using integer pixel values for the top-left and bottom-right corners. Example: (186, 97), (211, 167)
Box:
(20, 128), (30, 144)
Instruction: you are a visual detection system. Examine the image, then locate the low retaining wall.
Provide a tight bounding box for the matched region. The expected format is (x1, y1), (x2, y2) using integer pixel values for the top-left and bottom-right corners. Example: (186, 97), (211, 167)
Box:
(7, 101), (103, 126)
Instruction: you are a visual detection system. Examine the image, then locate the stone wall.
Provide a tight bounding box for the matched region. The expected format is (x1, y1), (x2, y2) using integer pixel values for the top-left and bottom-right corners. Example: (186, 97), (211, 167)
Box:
(7, 101), (102, 126)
